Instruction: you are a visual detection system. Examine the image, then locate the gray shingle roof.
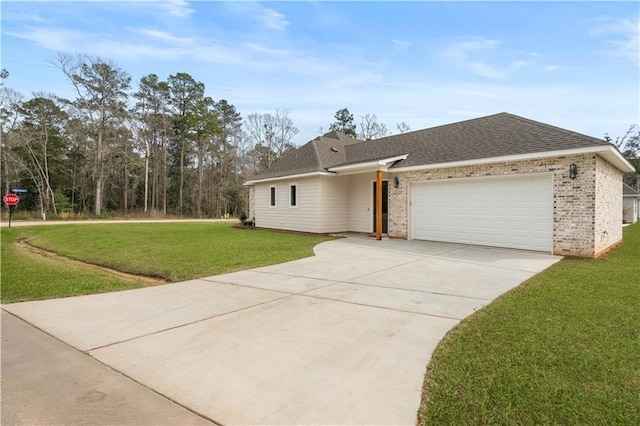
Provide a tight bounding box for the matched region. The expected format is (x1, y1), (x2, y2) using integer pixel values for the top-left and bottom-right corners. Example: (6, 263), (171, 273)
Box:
(249, 112), (613, 181)
(249, 132), (365, 180)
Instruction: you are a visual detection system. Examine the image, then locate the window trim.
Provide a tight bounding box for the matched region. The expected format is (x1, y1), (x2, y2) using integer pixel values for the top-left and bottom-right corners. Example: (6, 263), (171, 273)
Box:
(289, 183), (298, 208)
(269, 185), (277, 207)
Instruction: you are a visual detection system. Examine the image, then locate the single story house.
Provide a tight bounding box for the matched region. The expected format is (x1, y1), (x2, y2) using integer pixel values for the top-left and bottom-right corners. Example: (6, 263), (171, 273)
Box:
(623, 183), (640, 224)
(245, 113), (634, 258)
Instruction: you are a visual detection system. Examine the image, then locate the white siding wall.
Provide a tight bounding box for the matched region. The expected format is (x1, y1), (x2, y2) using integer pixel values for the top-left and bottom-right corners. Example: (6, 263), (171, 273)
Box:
(252, 172), (384, 234)
(318, 175), (350, 233)
(623, 197), (638, 224)
(253, 177), (321, 232)
(348, 174), (378, 233)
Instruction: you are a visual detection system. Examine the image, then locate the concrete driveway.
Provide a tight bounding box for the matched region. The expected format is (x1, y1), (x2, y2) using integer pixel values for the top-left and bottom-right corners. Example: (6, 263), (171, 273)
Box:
(2, 237), (561, 425)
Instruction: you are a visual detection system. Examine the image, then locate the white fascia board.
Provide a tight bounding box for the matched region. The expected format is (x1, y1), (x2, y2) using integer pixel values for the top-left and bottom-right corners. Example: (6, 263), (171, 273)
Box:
(599, 146), (636, 173)
(391, 145), (635, 173)
(328, 154), (408, 174)
(244, 171), (334, 185)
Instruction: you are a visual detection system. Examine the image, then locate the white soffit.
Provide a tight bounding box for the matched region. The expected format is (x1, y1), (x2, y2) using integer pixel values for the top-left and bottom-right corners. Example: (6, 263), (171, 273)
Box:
(328, 154), (408, 175)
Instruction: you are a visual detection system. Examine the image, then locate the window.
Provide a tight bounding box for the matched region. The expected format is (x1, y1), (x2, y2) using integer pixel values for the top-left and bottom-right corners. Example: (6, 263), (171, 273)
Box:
(269, 186), (276, 207)
(290, 184), (297, 207)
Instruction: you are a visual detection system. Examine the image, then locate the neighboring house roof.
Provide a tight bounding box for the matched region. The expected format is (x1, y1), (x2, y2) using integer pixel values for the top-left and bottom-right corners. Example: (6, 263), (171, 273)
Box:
(623, 183), (640, 197)
(246, 112), (632, 183)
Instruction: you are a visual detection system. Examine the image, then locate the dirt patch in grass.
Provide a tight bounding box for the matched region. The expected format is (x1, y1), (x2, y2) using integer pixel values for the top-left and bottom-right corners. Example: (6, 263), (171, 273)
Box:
(16, 240), (168, 286)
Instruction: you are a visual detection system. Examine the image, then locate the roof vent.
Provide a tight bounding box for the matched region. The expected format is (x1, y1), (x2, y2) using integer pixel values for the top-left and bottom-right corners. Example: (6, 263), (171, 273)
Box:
(330, 147), (338, 152)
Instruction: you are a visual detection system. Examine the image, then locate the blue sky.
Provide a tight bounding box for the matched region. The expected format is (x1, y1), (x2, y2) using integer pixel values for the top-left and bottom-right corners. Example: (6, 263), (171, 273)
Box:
(2, 1), (638, 144)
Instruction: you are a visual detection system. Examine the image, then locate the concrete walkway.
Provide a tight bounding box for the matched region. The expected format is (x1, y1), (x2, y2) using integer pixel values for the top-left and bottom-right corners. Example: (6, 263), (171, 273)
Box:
(2, 238), (561, 425)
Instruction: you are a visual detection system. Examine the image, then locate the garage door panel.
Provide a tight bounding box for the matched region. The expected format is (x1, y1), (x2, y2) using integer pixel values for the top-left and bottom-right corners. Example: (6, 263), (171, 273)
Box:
(411, 175), (552, 252)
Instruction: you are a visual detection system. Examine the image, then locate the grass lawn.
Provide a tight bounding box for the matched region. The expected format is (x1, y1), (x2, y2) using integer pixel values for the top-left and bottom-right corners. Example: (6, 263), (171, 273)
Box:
(1, 222), (334, 303)
(419, 222), (640, 424)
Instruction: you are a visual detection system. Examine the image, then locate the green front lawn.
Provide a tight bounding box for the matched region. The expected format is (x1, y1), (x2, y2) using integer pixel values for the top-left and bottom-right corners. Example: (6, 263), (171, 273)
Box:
(1, 223), (334, 303)
(419, 222), (640, 424)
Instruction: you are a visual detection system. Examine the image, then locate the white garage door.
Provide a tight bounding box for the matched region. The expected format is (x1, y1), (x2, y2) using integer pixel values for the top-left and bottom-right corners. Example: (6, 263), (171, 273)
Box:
(411, 174), (553, 252)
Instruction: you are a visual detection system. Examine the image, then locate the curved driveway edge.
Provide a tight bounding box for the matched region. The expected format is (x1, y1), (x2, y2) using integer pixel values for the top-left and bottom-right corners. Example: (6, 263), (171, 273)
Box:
(2, 238), (561, 425)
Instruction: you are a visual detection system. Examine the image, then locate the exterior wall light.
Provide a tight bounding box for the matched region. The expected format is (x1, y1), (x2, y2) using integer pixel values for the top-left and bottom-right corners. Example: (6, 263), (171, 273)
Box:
(569, 163), (577, 179)
(394, 176), (400, 188)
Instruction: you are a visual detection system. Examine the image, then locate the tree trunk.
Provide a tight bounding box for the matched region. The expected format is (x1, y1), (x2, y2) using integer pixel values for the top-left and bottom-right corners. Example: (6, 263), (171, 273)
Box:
(94, 118), (104, 216)
(123, 161), (128, 213)
(196, 147), (204, 217)
(178, 138), (184, 216)
(144, 139), (150, 213)
(163, 147), (167, 215)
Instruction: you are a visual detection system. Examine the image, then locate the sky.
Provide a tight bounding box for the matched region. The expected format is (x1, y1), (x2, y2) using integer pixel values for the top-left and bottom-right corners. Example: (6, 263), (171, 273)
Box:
(1, 0), (639, 145)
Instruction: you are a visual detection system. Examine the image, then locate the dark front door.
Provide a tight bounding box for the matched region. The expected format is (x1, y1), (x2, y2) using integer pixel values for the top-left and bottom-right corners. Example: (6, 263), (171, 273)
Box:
(373, 180), (388, 234)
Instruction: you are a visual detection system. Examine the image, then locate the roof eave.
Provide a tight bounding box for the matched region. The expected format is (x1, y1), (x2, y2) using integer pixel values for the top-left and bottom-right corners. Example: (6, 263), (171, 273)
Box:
(599, 146), (636, 173)
(244, 171), (335, 185)
(391, 146), (636, 174)
(327, 154), (408, 175)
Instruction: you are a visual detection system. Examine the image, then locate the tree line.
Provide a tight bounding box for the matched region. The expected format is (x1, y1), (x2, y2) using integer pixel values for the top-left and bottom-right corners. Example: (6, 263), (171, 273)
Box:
(0, 54), (301, 218)
(2, 54), (636, 220)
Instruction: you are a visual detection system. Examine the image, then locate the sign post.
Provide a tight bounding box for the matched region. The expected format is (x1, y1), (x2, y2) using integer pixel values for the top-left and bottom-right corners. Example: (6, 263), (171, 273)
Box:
(3, 194), (20, 228)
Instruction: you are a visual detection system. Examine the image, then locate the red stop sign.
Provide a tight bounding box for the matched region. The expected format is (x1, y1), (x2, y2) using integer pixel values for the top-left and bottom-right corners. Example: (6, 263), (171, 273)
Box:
(3, 194), (19, 206)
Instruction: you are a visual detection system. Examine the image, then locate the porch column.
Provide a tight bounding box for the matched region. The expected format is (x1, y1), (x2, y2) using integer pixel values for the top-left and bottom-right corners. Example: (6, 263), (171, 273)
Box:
(376, 170), (382, 240)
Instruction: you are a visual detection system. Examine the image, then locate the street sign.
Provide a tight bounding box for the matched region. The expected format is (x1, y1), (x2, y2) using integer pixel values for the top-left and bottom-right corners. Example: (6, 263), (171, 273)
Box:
(11, 188), (28, 193)
(3, 194), (19, 206)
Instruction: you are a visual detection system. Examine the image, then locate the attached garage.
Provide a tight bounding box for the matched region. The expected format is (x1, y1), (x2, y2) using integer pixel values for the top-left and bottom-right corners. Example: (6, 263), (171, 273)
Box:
(410, 174), (553, 252)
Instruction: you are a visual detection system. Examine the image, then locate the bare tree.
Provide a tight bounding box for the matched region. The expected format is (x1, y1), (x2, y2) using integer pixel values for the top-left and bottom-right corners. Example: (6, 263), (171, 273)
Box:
(245, 109), (298, 172)
(0, 87), (24, 194)
(13, 95), (69, 216)
(359, 113), (388, 140)
(396, 121), (411, 134)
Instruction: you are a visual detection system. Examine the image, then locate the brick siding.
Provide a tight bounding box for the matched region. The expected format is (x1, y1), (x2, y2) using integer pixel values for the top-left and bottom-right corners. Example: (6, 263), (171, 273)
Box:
(594, 156), (623, 256)
(388, 154), (623, 258)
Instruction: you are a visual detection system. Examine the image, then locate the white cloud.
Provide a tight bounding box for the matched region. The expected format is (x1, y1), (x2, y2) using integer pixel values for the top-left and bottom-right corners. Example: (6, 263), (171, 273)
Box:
(589, 18), (639, 65)
(133, 28), (194, 45)
(442, 37), (534, 79)
(1, 8), (47, 23)
(5, 25), (242, 65)
(157, 0), (194, 18)
(242, 42), (289, 57)
(391, 39), (411, 50)
(262, 8), (290, 31)
(223, 2), (290, 31)
(4, 27), (79, 52)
